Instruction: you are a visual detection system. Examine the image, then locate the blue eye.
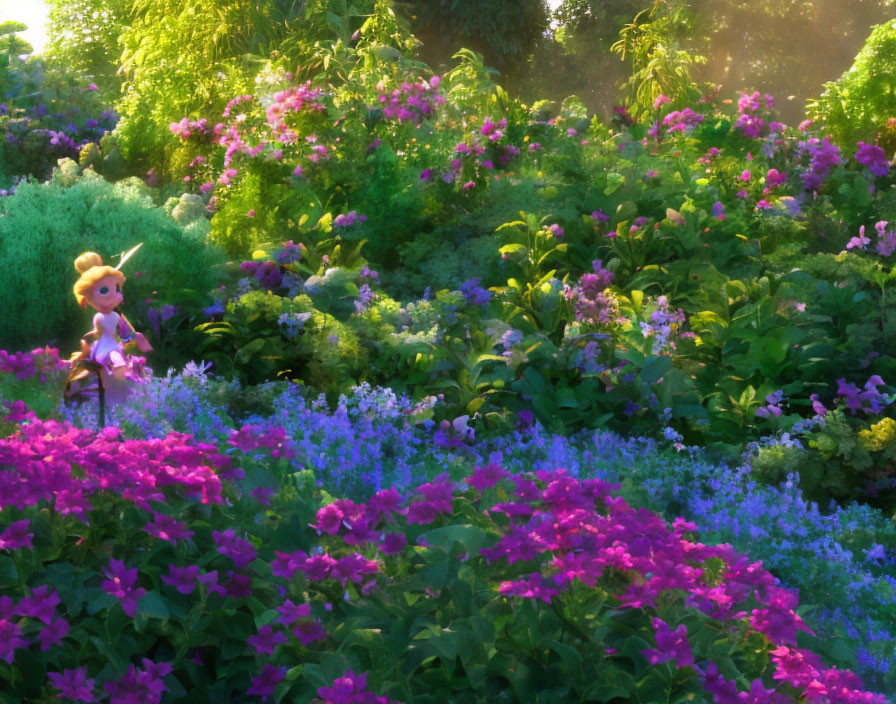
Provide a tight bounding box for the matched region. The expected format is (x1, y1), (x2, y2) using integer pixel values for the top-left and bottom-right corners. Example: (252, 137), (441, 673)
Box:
(99, 286), (109, 295)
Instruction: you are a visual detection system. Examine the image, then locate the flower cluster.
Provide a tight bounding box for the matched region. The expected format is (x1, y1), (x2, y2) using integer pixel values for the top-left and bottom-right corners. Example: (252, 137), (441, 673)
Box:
(0, 415), (228, 517)
(855, 142), (891, 178)
(0, 346), (67, 382)
(376, 76), (444, 124)
(570, 260), (618, 325)
(799, 136), (842, 191)
(735, 92), (778, 139)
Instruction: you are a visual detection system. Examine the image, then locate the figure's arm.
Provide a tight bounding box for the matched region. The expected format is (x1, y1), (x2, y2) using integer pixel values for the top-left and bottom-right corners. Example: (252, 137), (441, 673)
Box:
(119, 314), (153, 353)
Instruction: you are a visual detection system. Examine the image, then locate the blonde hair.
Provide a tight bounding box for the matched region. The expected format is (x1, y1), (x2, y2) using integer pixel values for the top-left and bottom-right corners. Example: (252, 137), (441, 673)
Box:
(73, 252), (126, 308)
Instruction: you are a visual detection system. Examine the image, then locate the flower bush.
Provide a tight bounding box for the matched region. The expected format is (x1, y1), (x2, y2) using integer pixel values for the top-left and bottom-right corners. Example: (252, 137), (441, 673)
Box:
(0, 400), (889, 702)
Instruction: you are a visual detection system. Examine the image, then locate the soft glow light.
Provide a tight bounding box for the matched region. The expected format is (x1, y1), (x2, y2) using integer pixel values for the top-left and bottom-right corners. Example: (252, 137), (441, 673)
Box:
(0, 0), (50, 55)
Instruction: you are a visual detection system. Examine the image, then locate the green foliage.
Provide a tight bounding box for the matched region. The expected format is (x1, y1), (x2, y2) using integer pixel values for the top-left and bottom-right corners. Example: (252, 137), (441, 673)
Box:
(610, 0), (708, 119)
(394, 0), (549, 76)
(45, 0), (130, 97)
(0, 161), (224, 351)
(810, 19), (896, 149)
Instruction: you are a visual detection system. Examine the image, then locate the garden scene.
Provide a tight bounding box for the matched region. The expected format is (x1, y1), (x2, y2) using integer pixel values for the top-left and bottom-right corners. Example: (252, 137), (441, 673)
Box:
(2, 0), (896, 701)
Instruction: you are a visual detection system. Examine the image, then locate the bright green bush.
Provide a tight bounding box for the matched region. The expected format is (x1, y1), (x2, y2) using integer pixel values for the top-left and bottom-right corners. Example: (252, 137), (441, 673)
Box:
(809, 20), (896, 149)
(0, 162), (225, 351)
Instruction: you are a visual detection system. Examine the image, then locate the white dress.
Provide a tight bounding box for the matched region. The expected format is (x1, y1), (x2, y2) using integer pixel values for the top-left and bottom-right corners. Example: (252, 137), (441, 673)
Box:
(91, 311), (125, 368)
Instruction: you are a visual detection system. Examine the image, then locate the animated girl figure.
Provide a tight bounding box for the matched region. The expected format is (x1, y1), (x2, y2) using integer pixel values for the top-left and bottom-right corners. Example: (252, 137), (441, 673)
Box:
(72, 251), (152, 392)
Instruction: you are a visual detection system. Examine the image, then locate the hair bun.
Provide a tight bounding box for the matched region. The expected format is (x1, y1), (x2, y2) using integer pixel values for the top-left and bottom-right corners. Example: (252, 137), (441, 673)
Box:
(74, 252), (103, 274)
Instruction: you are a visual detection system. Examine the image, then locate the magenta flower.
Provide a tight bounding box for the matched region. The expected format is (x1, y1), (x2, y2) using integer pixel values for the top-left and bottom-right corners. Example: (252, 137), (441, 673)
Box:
(0, 519), (33, 550)
(101, 559), (146, 618)
(38, 617), (70, 651)
(143, 513), (194, 542)
(161, 564), (200, 595)
(0, 619), (26, 664)
(330, 553), (379, 587)
(299, 553), (337, 581)
(247, 664), (286, 700)
(47, 668), (96, 702)
(467, 462), (510, 492)
(247, 624), (288, 655)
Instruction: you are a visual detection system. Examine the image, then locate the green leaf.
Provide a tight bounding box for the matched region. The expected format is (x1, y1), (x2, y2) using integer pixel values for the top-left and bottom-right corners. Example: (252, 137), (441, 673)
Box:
(418, 524), (495, 556)
(604, 173), (625, 195)
(138, 591), (170, 621)
(641, 356), (673, 385)
(0, 556), (17, 589)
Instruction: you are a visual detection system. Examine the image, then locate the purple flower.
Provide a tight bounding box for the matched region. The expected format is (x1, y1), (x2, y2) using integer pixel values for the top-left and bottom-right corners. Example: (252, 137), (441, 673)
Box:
(855, 141), (890, 178)
(161, 564), (200, 595)
(641, 618), (693, 668)
(101, 559), (146, 617)
(19, 585), (60, 624)
(144, 513), (194, 542)
(276, 599), (311, 626)
(248, 664), (286, 700)
(250, 486), (277, 504)
(379, 532), (408, 555)
(0, 620), (27, 664)
(846, 225), (871, 251)
(38, 618), (70, 651)
(0, 519), (33, 550)
(212, 529), (257, 568)
(292, 618), (327, 645)
(247, 625), (288, 655)
(198, 570), (226, 597)
(467, 462), (510, 492)
(459, 278), (491, 307)
(47, 668), (96, 702)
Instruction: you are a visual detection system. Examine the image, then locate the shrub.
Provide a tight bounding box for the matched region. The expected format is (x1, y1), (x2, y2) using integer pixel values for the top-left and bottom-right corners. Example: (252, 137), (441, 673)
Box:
(810, 20), (896, 150)
(0, 163), (224, 351)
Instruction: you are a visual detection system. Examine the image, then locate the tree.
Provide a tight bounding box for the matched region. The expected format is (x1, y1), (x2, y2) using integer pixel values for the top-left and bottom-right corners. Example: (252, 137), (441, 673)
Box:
(394, 0), (549, 79)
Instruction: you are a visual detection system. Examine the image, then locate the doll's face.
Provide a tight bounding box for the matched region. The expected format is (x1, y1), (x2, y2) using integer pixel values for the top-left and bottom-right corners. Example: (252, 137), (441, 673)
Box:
(88, 274), (123, 314)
